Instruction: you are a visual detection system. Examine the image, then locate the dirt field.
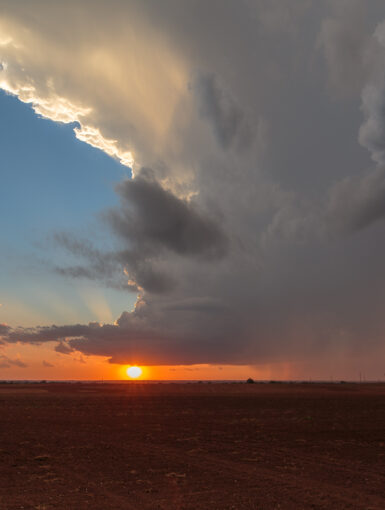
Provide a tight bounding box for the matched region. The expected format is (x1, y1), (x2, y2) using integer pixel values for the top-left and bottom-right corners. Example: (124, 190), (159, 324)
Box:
(0, 382), (384, 509)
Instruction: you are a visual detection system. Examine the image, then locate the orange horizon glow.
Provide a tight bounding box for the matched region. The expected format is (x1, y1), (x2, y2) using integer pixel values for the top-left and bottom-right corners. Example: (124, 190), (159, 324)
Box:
(1, 341), (384, 381)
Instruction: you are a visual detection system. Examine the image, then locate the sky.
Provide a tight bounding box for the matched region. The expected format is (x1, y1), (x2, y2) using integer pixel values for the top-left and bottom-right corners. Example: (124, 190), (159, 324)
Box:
(1, 0), (385, 380)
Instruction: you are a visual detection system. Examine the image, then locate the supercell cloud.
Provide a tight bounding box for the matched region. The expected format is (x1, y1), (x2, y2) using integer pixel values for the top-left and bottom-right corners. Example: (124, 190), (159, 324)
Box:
(2, 0), (385, 372)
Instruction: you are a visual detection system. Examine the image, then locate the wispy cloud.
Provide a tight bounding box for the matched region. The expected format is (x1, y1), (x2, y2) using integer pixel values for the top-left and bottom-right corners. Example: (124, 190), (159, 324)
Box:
(0, 354), (27, 369)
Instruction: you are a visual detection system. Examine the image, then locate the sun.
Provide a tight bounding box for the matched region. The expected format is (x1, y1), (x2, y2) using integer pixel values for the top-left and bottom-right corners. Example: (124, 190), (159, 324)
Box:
(126, 366), (142, 379)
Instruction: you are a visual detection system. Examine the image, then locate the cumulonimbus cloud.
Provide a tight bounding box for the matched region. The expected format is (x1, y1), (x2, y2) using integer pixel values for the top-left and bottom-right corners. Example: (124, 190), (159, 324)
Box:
(2, 1), (385, 375)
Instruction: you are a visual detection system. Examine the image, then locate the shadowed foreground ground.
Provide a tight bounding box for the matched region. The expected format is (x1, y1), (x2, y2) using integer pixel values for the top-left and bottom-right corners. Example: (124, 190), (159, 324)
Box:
(0, 382), (384, 509)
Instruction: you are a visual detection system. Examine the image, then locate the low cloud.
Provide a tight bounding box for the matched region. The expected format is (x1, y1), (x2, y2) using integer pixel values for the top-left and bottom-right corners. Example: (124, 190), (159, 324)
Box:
(0, 354), (27, 368)
(54, 341), (74, 355)
(54, 170), (228, 293)
(327, 166), (385, 232)
(0, 324), (10, 336)
(108, 170), (228, 258)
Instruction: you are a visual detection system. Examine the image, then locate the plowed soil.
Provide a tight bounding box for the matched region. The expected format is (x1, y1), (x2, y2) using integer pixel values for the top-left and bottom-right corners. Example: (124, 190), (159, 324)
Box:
(0, 382), (384, 509)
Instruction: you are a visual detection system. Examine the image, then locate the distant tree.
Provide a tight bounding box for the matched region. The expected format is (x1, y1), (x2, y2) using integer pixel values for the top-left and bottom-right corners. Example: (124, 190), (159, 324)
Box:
(246, 378), (255, 384)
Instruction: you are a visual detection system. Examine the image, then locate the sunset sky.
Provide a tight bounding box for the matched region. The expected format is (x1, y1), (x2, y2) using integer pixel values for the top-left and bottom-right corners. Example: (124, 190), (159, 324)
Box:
(1, 1), (385, 380)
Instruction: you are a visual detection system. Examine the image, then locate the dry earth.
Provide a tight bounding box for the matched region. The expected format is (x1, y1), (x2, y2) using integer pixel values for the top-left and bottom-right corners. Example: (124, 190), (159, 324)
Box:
(0, 382), (384, 509)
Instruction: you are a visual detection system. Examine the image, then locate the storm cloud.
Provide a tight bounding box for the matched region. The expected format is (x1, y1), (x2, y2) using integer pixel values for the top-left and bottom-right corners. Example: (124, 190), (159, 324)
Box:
(53, 171), (228, 293)
(109, 171), (228, 259)
(2, 1), (385, 375)
(192, 72), (253, 151)
(327, 166), (385, 232)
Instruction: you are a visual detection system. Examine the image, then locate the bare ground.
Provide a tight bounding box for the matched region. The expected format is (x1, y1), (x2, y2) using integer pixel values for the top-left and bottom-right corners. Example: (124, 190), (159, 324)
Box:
(0, 382), (384, 509)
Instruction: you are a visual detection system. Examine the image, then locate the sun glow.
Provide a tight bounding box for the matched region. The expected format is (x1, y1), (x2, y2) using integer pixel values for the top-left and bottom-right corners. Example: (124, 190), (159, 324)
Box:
(126, 366), (142, 379)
